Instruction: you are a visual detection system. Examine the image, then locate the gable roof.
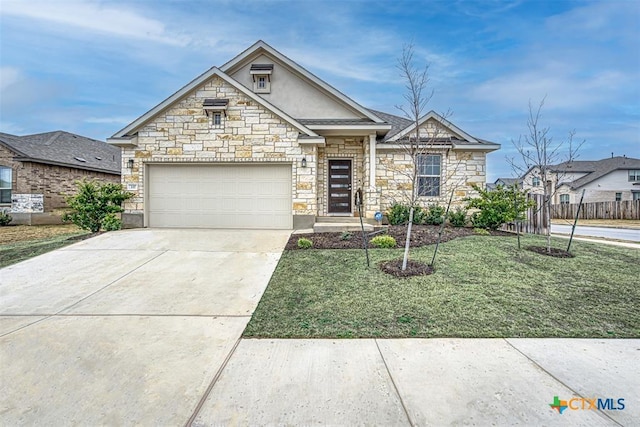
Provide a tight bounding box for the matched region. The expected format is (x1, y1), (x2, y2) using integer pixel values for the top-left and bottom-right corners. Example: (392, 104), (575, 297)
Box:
(220, 40), (385, 124)
(382, 110), (500, 151)
(553, 156), (640, 189)
(110, 66), (317, 139)
(0, 131), (121, 174)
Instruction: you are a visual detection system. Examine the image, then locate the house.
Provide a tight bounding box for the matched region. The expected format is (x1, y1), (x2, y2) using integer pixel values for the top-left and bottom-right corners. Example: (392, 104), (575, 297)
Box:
(486, 177), (522, 191)
(520, 156), (640, 204)
(0, 131), (121, 224)
(107, 41), (499, 230)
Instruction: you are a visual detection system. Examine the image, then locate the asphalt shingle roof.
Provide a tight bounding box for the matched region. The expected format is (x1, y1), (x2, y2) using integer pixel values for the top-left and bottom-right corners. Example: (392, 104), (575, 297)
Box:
(553, 156), (640, 189)
(366, 109), (412, 141)
(0, 131), (121, 174)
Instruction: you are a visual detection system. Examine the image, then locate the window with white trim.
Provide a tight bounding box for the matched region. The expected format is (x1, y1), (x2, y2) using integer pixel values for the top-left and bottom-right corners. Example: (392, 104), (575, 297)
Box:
(417, 154), (441, 197)
(0, 166), (12, 204)
(532, 176), (541, 187)
(559, 194), (570, 204)
(615, 192), (622, 202)
(213, 112), (222, 127)
(633, 192), (640, 201)
(629, 170), (640, 181)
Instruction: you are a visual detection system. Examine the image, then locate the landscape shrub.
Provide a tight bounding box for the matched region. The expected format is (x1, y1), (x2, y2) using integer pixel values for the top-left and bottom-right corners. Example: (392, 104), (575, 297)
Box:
(340, 231), (352, 241)
(448, 207), (467, 227)
(0, 211), (12, 226)
(297, 238), (313, 249)
(371, 235), (397, 248)
(101, 213), (122, 231)
(387, 203), (425, 225)
(466, 184), (532, 230)
(63, 180), (132, 232)
(424, 204), (445, 225)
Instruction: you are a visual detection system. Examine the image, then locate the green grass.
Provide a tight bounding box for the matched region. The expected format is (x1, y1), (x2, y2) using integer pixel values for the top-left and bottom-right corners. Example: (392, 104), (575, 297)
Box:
(244, 235), (640, 338)
(0, 232), (90, 268)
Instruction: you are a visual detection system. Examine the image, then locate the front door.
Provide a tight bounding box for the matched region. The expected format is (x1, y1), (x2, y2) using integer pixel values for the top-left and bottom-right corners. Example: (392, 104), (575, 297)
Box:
(328, 159), (352, 214)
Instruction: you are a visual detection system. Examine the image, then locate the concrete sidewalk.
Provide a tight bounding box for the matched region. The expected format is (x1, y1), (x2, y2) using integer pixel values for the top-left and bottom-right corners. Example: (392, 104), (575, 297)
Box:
(192, 338), (638, 426)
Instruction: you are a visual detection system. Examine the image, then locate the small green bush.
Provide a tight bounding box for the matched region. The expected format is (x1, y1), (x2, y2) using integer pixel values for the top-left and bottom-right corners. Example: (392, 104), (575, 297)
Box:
(0, 211), (12, 226)
(371, 235), (397, 248)
(425, 204), (445, 225)
(340, 231), (352, 241)
(297, 238), (313, 249)
(448, 207), (467, 227)
(387, 203), (425, 225)
(473, 227), (490, 235)
(102, 213), (122, 231)
(63, 180), (132, 232)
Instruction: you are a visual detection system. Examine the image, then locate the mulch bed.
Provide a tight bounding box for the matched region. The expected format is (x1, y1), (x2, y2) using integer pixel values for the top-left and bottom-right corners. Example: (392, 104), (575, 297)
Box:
(286, 225), (512, 250)
(379, 259), (434, 277)
(526, 245), (575, 258)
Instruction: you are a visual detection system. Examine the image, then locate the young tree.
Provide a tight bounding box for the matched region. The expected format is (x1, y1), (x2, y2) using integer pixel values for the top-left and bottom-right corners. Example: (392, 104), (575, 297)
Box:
(508, 98), (583, 253)
(394, 44), (464, 270)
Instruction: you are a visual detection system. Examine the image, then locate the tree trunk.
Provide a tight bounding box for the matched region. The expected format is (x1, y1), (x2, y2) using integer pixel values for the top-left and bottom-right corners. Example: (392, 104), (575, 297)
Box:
(545, 194), (552, 253)
(402, 206), (414, 270)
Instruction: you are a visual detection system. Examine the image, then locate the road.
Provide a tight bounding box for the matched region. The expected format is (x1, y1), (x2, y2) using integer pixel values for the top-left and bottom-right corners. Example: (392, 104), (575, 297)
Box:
(551, 224), (640, 242)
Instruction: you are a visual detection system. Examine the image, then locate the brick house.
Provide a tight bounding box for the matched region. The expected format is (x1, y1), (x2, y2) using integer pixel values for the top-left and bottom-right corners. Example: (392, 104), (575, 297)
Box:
(108, 41), (499, 230)
(0, 131), (121, 225)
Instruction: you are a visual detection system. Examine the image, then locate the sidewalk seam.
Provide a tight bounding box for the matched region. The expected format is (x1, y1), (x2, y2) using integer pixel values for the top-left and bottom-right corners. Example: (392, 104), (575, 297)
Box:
(185, 336), (242, 427)
(374, 339), (414, 427)
(503, 339), (623, 426)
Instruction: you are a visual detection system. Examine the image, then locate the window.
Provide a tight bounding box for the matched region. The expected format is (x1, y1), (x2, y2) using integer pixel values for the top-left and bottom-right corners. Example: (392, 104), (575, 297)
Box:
(532, 176), (540, 187)
(417, 154), (441, 197)
(560, 194), (570, 204)
(633, 192), (640, 201)
(213, 113), (222, 127)
(615, 192), (622, 202)
(629, 170), (640, 181)
(250, 64), (273, 93)
(0, 166), (12, 204)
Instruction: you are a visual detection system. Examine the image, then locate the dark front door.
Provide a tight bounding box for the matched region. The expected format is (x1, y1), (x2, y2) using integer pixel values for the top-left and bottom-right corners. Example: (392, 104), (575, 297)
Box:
(328, 159), (352, 213)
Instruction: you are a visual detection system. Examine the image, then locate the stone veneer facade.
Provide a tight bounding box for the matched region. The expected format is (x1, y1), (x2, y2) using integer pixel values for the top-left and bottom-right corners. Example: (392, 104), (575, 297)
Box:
(121, 76), (318, 228)
(119, 78), (489, 228)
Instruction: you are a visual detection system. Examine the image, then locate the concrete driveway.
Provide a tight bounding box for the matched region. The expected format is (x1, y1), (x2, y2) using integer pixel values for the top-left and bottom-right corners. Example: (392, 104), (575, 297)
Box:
(0, 228), (290, 425)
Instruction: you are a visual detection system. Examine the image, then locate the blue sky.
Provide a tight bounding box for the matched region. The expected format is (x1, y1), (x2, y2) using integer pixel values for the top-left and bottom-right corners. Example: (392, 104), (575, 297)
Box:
(1, 0), (638, 180)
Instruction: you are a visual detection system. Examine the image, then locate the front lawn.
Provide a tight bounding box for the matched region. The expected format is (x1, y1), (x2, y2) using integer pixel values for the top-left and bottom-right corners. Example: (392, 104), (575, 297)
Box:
(0, 225), (91, 268)
(244, 234), (640, 338)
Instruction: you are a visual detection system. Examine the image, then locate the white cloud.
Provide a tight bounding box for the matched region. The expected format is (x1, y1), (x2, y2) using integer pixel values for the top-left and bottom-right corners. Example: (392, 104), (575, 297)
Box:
(0, 67), (22, 91)
(0, 0), (189, 46)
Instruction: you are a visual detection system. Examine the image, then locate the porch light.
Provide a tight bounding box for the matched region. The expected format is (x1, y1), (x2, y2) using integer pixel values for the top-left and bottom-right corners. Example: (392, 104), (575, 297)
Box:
(301, 157), (307, 168)
(127, 159), (134, 169)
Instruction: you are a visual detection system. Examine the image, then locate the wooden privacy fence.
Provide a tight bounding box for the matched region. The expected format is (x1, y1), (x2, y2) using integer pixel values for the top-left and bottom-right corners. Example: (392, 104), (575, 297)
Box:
(502, 193), (549, 235)
(552, 200), (640, 220)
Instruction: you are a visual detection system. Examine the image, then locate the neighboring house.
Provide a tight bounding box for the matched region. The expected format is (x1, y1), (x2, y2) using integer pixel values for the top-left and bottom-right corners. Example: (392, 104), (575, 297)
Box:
(520, 156), (640, 204)
(487, 177), (522, 191)
(108, 40), (499, 230)
(0, 131), (121, 224)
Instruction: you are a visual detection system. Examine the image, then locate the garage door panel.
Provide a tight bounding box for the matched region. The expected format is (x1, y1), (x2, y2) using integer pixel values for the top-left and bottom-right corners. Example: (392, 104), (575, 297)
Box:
(148, 164), (292, 229)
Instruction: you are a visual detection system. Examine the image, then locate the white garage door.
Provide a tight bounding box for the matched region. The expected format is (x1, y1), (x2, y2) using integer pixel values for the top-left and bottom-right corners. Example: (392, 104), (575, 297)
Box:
(148, 164), (292, 229)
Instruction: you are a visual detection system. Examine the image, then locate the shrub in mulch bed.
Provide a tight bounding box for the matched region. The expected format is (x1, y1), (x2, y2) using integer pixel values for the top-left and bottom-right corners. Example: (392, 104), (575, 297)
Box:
(286, 225), (512, 250)
(379, 259), (434, 277)
(526, 246), (574, 258)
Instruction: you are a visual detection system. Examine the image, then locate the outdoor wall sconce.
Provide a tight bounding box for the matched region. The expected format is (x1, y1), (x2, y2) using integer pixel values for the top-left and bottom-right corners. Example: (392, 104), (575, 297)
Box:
(301, 157), (307, 168)
(127, 159), (134, 169)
